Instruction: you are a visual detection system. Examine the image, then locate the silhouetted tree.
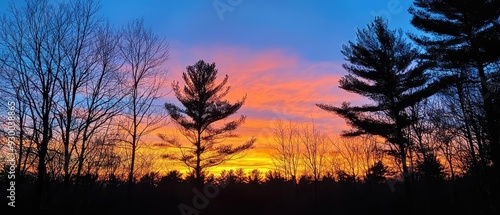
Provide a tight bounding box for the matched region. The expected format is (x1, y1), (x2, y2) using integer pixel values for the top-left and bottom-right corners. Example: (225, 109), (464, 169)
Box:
(435, 72), (483, 178)
(298, 175), (314, 186)
(336, 170), (356, 184)
(416, 154), (445, 183)
(234, 168), (248, 184)
(299, 120), (330, 200)
(410, 0), (500, 177)
(268, 119), (301, 182)
(0, 0), (63, 210)
(428, 105), (459, 181)
(161, 60), (255, 188)
(322, 171), (335, 183)
(248, 169), (263, 185)
(301, 120), (330, 183)
(185, 169), (207, 185)
(159, 170), (183, 185)
(410, 2), (500, 211)
(138, 172), (160, 187)
(217, 169), (236, 185)
(330, 136), (384, 180)
(73, 23), (125, 191)
(265, 170), (286, 184)
(365, 160), (388, 184)
(85, 125), (122, 182)
(406, 99), (434, 170)
(49, 0), (101, 189)
(0, 57), (36, 183)
(119, 19), (169, 188)
(316, 17), (445, 198)
(1, 2), (162, 206)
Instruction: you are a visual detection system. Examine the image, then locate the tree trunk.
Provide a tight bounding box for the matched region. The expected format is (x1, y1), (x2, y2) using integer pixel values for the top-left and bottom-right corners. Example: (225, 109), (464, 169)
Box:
(128, 136), (137, 187)
(194, 128), (203, 190)
(456, 80), (478, 170)
(400, 145), (411, 194)
(74, 132), (89, 192)
(397, 126), (413, 209)
(35, 108), (51, 212)
(129, 90), (138, 191)
(63, 122), (71, 191)
(16, 111), (24, 181)
(35, 140), (48, 211)
(476, 61), (498, 214)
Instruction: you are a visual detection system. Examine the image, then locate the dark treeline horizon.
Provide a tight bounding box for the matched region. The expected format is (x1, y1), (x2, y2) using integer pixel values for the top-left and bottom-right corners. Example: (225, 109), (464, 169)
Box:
(1, 0), (499, 214)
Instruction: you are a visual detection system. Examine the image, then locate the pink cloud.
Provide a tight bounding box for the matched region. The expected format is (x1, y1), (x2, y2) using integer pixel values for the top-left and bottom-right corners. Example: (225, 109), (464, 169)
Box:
(154, 42), (367, 173)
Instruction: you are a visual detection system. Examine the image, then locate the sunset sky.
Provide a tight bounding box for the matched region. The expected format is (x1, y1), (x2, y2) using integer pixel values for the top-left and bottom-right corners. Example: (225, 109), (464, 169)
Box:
(0, 0), (417, 175)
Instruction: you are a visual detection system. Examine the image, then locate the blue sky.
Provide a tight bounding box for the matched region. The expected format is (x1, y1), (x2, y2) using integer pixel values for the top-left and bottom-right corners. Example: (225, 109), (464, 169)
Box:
(0, 0), (416, 61)
(96, 0), (416, 61)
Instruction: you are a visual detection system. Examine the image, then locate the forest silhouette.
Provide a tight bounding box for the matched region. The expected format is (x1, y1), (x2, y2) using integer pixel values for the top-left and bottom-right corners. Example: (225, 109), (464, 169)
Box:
(1, 0), (499, 214)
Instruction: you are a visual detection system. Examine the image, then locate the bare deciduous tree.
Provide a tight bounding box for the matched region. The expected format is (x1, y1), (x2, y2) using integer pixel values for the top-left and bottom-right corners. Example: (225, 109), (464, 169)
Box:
(330, 136), (383, 180)
(300, 120), (331, 200)
(118, 19), (169, 186)
(268, 119), (301, 182)
(50, 0), (101, 189)
(73, 24), (126, 189)
(0, 0), (64, 209)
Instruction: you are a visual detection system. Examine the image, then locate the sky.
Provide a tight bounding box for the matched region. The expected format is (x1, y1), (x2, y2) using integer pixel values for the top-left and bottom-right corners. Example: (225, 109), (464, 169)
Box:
(0, 0), (418, 175)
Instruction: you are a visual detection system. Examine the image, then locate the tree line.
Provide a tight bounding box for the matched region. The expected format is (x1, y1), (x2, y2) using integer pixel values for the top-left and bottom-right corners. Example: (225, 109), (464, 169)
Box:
(0, 0), (499, 214)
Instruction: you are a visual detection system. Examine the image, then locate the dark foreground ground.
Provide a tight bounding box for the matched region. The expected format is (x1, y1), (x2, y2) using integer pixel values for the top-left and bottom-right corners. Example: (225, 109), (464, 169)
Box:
(1, 175), (498, 215)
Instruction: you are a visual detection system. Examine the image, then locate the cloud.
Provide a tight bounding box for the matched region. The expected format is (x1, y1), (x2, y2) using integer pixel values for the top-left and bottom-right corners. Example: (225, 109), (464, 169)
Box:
(152, 42), (365, 174)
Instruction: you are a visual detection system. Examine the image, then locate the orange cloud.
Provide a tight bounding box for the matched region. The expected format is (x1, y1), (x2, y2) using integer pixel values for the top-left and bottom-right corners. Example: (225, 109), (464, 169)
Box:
(145, 43), (366, 176)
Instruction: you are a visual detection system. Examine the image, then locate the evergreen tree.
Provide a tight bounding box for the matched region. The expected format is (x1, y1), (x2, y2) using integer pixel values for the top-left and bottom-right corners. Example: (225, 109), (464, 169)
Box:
(410, 0), (500, 177)
(416, 154), (445, 183)
(162, 60), (255, 188)
(366, 161), (388, 184)
(316, 17), (446, 197)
